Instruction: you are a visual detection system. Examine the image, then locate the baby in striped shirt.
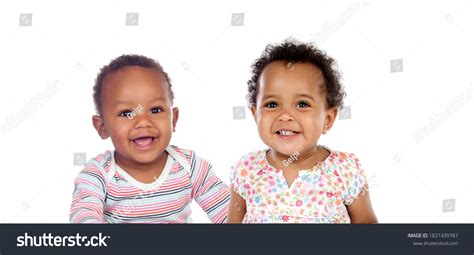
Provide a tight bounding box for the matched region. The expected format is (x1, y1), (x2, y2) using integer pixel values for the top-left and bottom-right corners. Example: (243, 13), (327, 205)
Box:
(70, 55), (230, 223)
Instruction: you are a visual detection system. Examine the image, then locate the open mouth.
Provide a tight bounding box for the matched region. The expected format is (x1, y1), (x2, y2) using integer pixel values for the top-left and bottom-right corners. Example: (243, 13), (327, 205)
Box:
(275, 130), (301, 140)
(132, 136), (156, 149)
(276, 130), (300, 136)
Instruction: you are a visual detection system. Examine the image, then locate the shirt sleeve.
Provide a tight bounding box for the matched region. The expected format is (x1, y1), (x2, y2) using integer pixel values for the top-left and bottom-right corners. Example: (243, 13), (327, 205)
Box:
(339, 153), (368, 206)
(69, 162), (107, 223)
(229, 155), (248, 200)
(190, 152), (230, 224)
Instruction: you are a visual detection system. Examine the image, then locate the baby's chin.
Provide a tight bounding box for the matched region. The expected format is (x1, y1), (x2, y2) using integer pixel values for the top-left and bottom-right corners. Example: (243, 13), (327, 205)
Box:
(266, 143), (301, 157)
(115, 147), (167, 166)
(268, 142), (321, 158)
(130, 149), (168, 164)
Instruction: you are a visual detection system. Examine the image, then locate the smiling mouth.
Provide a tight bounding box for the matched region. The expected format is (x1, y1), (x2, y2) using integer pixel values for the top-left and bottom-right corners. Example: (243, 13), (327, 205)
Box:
(276, 130), (300, 136)
(132, 136), (155, 148)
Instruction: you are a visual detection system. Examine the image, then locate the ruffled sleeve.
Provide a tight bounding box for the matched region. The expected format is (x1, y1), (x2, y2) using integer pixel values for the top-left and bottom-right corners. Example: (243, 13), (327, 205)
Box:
(338, 152), (368, 205)
(230, 153), (254, 200)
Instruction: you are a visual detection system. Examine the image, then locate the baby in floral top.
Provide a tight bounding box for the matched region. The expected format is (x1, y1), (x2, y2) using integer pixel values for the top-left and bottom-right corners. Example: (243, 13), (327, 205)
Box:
(227, 39), (378, 223)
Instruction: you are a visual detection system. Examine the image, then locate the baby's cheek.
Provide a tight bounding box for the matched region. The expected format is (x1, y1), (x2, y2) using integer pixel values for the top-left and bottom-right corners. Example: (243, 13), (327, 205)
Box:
(113, 131), (130, 144)
(156, 125), (173, 145)
(260, 119), (274, 135)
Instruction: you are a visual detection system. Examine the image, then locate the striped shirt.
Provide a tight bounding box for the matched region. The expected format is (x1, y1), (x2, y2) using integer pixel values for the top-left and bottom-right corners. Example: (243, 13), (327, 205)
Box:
(70, 145), (230, 223)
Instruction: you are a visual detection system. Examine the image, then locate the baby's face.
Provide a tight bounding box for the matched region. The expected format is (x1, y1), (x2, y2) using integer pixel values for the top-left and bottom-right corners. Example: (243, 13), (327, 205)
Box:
(96, 66), (178, 165)
(251, 61), (336, 157)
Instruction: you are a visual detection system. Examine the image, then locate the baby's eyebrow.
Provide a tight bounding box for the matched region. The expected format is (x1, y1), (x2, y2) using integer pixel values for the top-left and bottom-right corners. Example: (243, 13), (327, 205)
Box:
(261, 94), (279, 101)
(149, 97), (167, 103)
(113, 100), (132, 107)
(295, 94), (315, 101)
(113, 97), (167, 107)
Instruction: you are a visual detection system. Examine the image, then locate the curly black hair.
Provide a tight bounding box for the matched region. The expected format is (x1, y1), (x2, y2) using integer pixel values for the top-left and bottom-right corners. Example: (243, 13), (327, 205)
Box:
(93, 54), (174, 115)
(247, 39), (345, 109)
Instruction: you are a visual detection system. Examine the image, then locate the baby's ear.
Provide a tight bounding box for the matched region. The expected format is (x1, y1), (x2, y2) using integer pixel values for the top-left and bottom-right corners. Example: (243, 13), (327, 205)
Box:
(250, 105), (257, 122)
(172, 107), (179, 132)
(92, 115), (109, 139)
(322, 107), (338, 134)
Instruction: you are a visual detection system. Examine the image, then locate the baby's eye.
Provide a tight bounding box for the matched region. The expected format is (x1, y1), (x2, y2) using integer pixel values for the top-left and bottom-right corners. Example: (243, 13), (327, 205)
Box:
(297, 101), (310, 108)
(264, 101), (278, 109)
(151, 107), (163, 114)
(119, 110), (133, 118)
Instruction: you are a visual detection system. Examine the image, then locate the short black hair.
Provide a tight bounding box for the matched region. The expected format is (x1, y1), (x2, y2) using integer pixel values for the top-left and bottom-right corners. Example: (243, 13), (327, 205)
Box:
(93, 54), (174, 115)
(247, 39), (345, 109)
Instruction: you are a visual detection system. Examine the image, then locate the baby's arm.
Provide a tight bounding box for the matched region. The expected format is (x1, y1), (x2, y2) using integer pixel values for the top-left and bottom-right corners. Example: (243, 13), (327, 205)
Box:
(347, 189), (377, 223)
(70, 164), (107, 223)
(227, 190), (246, 223)
(190, 154), (230, 223)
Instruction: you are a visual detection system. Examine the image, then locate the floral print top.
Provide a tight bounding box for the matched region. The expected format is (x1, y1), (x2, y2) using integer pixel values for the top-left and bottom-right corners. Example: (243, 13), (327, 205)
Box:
(230, 147), (368, 223)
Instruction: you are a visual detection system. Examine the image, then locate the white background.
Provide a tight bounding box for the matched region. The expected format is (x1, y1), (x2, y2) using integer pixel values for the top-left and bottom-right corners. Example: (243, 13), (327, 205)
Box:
(0, 0), (473, 223)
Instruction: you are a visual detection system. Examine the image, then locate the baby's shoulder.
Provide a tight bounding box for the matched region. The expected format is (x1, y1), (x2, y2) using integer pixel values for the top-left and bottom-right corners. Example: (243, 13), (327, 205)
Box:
(237, 149), (267, 164)
(323, 149), (364, 179)
(232, 150), (267, 172)
(167, 144), (194, 161)
(167, 145), (213, 170)
(78, 150), (114, 182)
(323, 149), (368, 204)
(325, 150), (361, 167)
(230, 150), (266, 184)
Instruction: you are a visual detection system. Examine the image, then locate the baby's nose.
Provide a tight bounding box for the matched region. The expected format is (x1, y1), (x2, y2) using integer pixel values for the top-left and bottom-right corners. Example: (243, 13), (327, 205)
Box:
(278, 110), (294, 121)
(133, 113), (153, 128)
